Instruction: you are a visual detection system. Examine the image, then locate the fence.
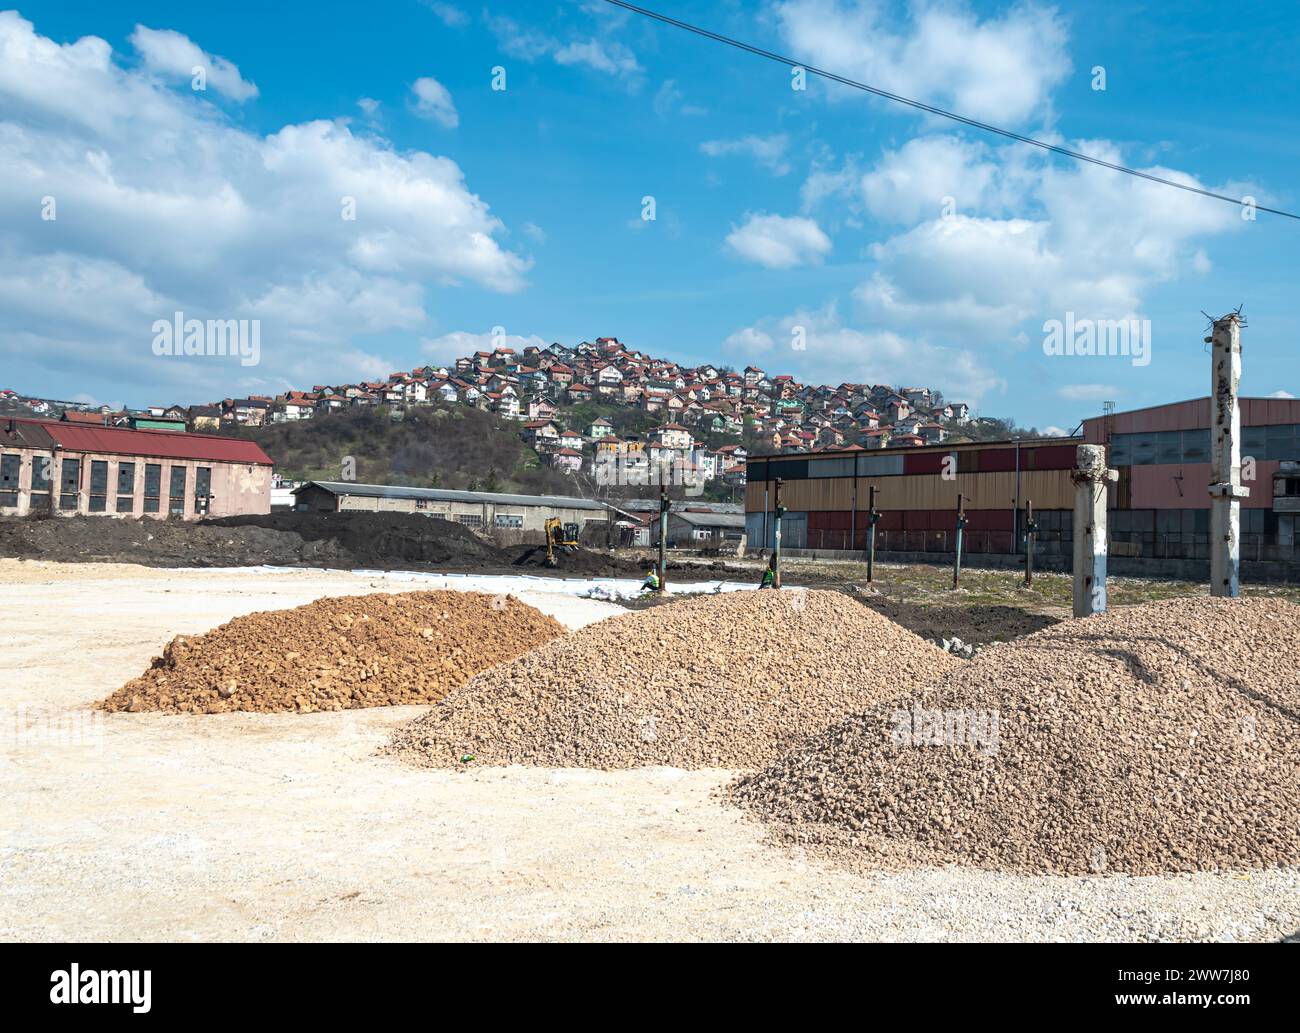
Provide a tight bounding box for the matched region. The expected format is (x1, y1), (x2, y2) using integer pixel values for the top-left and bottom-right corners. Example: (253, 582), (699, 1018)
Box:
(801, 527), (1299, 562)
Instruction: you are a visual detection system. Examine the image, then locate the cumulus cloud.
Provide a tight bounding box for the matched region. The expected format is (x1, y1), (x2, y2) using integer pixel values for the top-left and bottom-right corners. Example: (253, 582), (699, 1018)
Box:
(0, 12), (528, 398)
(700, 134), (791, 176)
(848, 138), (1243, 348)
(724, 304), (1004, 403)
(725, 214), (831, 268)
(770, 0), (1070, 125)
(421, 329), (546, 367)
(129, 25), (258, 102)
(410, 76), (459, 128)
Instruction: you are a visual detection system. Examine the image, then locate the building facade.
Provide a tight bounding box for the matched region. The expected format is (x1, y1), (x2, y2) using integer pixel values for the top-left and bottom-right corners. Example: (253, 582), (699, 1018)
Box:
(1081, 396), (1300, 558)
(291, 481), (619, 539)
(745, 439), (1079, 555)
(0, 418), (273, 520)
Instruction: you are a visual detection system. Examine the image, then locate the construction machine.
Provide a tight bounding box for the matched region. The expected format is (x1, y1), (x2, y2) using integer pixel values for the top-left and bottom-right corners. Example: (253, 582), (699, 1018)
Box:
(542, 517), (581, 567)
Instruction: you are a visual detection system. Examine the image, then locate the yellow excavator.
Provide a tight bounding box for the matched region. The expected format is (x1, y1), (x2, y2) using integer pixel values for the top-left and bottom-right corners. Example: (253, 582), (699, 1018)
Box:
(542, 517), (581, 567)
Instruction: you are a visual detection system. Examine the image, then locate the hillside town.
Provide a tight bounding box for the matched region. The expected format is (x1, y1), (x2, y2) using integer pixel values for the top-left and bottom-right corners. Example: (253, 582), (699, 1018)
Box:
(2, 336), (981, 494)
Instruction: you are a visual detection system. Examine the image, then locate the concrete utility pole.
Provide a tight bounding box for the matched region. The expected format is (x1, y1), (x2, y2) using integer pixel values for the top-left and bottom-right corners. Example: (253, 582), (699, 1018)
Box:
(1072, 444), (1117, 617)
(865, 485), (880, 583)
(1208, 311), (1249, 597)
(1023, 500), (1037, 587)
(772, 477), (785, 589)
(657, 465), (670, 595)
(952, 493), (966, 589)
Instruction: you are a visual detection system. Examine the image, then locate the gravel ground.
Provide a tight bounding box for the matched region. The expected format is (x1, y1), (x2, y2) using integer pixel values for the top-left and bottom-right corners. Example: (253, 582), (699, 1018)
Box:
(3, 559), (1297, 942)
(102, 591), (563, 714)
(389, 589), (958, 769)
(734, 597), (1300, 876)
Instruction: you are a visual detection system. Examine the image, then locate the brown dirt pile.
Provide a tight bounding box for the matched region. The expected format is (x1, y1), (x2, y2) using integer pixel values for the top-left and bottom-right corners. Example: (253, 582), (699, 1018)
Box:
(102, 591), (564, 714)
(732, 597), (1300, 876)
(387, 588), (959, 770)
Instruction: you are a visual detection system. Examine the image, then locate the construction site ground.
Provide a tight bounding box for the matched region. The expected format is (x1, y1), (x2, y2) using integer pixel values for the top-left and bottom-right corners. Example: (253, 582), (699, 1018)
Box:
(3, 558), (1297, 942)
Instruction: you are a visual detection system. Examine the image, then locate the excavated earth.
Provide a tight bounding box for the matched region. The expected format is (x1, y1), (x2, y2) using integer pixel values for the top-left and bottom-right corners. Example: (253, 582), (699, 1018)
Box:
(731, 596), (1300, 876)
(387, 588), (960, 770)
(101, 590), (565, 714)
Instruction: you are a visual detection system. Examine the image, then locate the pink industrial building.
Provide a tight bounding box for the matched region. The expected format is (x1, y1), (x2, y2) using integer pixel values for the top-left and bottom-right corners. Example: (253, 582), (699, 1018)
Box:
(1082, 397), (1300, 554)
(0, 418), (273, 520)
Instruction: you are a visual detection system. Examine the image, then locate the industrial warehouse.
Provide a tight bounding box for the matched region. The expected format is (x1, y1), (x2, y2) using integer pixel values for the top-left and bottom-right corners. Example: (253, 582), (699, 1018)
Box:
(290, 480), (628, 538)
(746, 394), (1300, 575)
(0, 417), (273, 519)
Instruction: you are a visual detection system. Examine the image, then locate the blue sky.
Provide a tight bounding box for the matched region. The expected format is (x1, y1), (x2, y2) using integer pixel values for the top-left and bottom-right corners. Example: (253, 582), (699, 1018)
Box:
(2, 0), (1297, 431)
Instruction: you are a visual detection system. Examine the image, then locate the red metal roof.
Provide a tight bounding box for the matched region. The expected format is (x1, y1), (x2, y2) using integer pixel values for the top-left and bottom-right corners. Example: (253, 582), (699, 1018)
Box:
(17, 419), (273, 465)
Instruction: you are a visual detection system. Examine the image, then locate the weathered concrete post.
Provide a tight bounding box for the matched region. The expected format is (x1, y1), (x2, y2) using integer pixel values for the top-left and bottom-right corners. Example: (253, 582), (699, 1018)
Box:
(1208, 312), (1249, 597)
(1072, 444), (1117, 617)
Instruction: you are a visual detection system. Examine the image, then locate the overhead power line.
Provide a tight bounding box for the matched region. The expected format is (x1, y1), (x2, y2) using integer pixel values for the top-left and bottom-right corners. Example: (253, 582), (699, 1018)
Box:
(601, 0), (1298, 221)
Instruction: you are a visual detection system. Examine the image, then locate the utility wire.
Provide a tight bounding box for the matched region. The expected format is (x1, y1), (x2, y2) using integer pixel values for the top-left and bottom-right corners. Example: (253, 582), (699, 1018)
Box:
(602, 0), (1298, 221)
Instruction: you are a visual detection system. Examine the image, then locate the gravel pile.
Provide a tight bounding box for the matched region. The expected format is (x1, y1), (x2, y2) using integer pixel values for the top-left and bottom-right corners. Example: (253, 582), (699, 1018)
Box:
(102, 591), (564, 714)
(732, 597), (1300, 876)
(388, 588), (959, 769)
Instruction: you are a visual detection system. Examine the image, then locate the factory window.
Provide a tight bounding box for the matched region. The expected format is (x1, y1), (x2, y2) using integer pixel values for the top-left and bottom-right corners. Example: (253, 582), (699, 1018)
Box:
(143, 463), (161, 513)
(1117, 425), (1300, 466)
(59, 457), (81, 510)
(493, 513), (524, 529)
(415, 499), (428, 510)
(169, 467), (187, 515)
(89, 460), (108, 512)
(808, 457), (855, 478)
(456, 514), (483, 528)
(29, 454), (52, 510)
(194, 467), (212, 514)
(0, 453), (19, 508)
(116, 462), (136, 512)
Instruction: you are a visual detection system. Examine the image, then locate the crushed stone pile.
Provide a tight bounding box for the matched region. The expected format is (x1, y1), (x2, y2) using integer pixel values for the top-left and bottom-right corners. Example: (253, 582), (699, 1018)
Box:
(732, 597), (1300, 876)
(387, 588), (959, 770)
(102, 591), (564, 714)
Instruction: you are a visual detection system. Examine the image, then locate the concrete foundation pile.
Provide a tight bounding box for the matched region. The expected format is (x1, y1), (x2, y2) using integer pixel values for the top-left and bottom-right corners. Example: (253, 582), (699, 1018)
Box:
(388, 589), (958, 769)
(102, 591), (564, 714)
(732, 597), (1300, 875)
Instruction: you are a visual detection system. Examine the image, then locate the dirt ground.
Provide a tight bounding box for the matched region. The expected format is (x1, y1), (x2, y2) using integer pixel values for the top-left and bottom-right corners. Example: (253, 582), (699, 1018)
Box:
(3, 558), (1297, 942)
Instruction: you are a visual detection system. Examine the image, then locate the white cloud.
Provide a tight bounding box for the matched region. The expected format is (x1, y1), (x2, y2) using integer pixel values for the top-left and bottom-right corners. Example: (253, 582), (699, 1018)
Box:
(484, 13), (556, 61)
(724, 304), (1004, 403)
(851, 138), (1243, 349)
(485, 15), (642, 82)
(700, 134), (791, 176)
(423, 2), (469, 28)
(129, 24), (258, 102)
(859, 135), (1004, 223)
(1266, 389), (1295, 399)
(721, 327), (776, 356)
(554, 39), (642, 79)
(1058, 384), (1119, 401)
(410, 76), (459, 128)
(725, 214), (831, 269)
(653, 79), (706, 118)
(421, 329), (546, 367)
(771, 0), (1069, 125)
(0, 12), (528, 396)
(1041, 425), (1070, 437)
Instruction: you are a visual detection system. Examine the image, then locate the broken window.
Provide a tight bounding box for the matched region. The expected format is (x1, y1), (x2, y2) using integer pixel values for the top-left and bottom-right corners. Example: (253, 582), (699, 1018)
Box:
(194, 467), (212, 514)
(168, 466), (187, 515)
(116, 462), (135, 512)
(89, 460), (108, 512)
(59, 457), (80, 510)
(0, 453), (19, 507)
(143, 463), (161, 513)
